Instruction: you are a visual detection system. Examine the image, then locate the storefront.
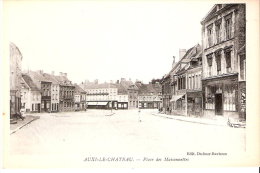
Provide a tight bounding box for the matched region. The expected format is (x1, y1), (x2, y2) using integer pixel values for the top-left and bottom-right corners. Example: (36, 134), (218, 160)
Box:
(202, 73), (239, 119)
(138, 101), (161, 109)
(117, 102), (128, 109)
(187, 91), (202, 117)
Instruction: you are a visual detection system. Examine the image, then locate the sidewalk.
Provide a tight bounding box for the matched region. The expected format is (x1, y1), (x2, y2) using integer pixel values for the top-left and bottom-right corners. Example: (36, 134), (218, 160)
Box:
(10, 115), (40, 134)
(152, 112), (229, 127)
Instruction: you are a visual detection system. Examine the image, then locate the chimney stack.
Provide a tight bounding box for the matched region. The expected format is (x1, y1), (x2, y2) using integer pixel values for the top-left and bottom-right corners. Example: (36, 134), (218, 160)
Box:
(172, 56), (176, 68)
(179, 49), (187, 59)
(121, 78), (126, 82)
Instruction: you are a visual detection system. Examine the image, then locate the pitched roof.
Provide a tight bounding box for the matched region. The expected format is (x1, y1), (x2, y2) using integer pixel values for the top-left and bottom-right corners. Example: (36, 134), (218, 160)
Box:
(28, 71), (52, 83)
(138, 83), (161, 95)
(22, 74), (40, 91)
(115, 83), (128, 95)
(83, 83), (117, 89)
(75, 84), (86, 93)
(120, 80), (139, 90)
(42, 73), (59, 84)
(54, 75), (74, 86)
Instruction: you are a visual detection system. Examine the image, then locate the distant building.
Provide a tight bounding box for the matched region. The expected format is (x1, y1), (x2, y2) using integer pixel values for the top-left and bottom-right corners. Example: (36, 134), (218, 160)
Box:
(201, 4), (246, 119)
(74, 84), (87, 111)
(21, 74), (41, 113)
(28, 70), (52, 112)
(54, 72), (75, 112)
(10, 43), (22, 117)
(160, 49), (187, 114)
(82, 82), (118, 109)
(171, 44), (202, 116)
(43, 72), (60, 112)
(136, 81), (162, 109)
(115, 81), (129, 109)
(120, 78), (139, 109)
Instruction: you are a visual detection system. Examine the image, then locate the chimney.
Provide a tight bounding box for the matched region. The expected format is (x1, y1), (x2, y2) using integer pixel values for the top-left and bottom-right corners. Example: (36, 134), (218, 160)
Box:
(179, 49), (187, 59)
(64, 73), (67, 77)
(172, 56), (176, 68)
(116, 80), (119, 84)
(121, 78), (126, 82)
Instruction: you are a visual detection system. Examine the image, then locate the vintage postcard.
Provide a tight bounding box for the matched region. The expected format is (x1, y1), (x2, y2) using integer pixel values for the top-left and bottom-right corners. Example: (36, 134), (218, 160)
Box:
(1, 0), (259, 169)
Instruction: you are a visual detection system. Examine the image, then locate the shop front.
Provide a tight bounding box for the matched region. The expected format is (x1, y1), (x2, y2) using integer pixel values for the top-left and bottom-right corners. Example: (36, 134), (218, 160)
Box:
(202, 74), (239, 119)
(187, 91), (202, 117)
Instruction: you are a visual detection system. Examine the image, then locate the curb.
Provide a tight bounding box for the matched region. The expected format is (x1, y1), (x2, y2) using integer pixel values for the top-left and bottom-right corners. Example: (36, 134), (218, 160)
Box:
(151, 113), (228, 127)
(105, 112), (115, 116)
(10, 116), (40, 135)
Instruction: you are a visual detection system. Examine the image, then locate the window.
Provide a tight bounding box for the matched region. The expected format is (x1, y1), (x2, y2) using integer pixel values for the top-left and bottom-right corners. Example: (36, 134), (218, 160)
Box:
(224, 46), (232, 72)
(215, 19), (222, 43)
(225, 14), (232, 40)
(223, 84), (236, 111)
(215, 51), (222, 74)
(240, 54), (246, 80)
(205, 86), (215, 110)
(207, 54), (213, 66)
(225, 51), (231, 68)
(207, 54), (213, 76)
(207, 24), (213, 47)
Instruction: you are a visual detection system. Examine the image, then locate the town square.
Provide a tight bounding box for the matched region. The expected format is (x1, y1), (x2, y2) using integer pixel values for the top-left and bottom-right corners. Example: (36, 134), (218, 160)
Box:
(3, 0), (260, 169)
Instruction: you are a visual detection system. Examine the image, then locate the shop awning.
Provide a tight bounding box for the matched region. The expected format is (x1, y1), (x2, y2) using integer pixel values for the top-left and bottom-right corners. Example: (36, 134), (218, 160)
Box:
(96, 102), (108, 106)
(170, 94), (185, 102)
(87, 102), (98, 105)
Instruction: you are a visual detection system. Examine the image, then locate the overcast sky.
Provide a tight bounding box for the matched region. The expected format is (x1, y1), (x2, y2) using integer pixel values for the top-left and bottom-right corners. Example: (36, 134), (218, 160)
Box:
(5, 0), (215, 84)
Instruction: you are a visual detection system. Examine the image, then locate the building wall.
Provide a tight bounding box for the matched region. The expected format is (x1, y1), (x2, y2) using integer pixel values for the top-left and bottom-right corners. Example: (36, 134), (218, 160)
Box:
(86, 88), (117, 101)
(21, 89), (41, 113)
(10, 43), (22, 116)
(41, 82), (52, 112)
(128, 89), (138, 108)
(202, 5), (245, 79)
(201, 4), (245, 119)
(21, 87), (30, 112)
(138, 95), (161, 109)
(59, 85), (75, 112)
(161, 77), (172, 113)
(51, 84), (59, 112)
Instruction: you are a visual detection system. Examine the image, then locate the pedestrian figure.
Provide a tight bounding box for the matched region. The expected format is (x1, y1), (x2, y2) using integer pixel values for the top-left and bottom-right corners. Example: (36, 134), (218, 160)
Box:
(138, 109), (141, 122)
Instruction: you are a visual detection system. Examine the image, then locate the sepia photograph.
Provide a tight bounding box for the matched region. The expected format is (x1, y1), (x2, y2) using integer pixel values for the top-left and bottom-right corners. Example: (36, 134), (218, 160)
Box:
(1, 0), (259, 169)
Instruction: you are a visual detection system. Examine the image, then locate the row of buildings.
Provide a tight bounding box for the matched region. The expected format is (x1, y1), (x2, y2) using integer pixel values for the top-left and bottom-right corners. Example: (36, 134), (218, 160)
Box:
(160, 4), (246, 120)
(79, 78), (162, 110)
(10, 43), (162, 116)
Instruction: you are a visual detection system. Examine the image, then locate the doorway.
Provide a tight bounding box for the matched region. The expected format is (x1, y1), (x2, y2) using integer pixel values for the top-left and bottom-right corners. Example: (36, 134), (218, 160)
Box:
(215, 94), (223, 115)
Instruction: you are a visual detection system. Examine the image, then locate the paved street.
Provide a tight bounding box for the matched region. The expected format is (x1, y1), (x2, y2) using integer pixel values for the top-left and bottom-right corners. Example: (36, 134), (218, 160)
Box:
(8, 109), (246, 167)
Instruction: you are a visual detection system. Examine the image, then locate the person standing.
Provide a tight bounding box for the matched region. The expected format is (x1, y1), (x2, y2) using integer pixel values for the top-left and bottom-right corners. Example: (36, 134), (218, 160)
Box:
(138, 109), (141, 122)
